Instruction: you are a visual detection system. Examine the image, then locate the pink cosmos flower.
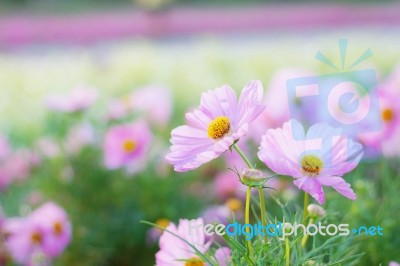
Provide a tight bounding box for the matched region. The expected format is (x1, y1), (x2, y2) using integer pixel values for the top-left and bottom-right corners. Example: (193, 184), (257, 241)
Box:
(36, 137), (60, 159)
(214, 247), (231, 266)
(358, 84), (400, 158)
(156, 218), (210, 265)
(64, 123), (95, 155)
(104, 121), (152, 172)
(0, 149), (39, 190)
(129, 85), (173, 127)
(3, 202), (71, 265)
(258, 120), (363, 204)
(166, 80), (265, 172)
(214, 171), (244, 201)
(105, 85), (172, 126)
(250, 68), (315, 142)
(29, 202), (72, 258)
(45, 85), (97, 113)
(3, 217), (45, 265)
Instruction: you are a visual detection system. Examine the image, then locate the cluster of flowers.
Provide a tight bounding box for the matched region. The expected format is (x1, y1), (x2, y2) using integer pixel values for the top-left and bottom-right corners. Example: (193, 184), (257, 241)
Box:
(155, 68), (400, 264)
(0, 203), (71, 265)
(1, 83), (174, 265)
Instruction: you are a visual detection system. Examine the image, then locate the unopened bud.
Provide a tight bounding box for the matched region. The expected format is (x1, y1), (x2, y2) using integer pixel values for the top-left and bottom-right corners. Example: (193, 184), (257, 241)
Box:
(307, 204), (326, 218)
(240, 168), (267, 187)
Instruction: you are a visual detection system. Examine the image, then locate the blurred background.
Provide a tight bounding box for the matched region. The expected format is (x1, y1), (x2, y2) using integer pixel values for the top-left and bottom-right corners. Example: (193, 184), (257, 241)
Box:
(0, 0), (399, 265)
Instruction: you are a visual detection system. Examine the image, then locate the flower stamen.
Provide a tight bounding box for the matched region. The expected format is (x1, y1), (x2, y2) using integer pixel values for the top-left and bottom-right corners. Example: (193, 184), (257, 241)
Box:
(122, 139), (137, 153)
(31, 232), (42, 244)
(185, 258), (204, 266)
(53, 222), (63, 235)
(207, 116), (231, 140)
(301, 155), (323, 176)
(382, 108), (394, 122)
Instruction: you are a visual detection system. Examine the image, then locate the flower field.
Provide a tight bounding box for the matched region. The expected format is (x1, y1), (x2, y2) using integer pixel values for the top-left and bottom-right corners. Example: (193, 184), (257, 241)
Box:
(0, 24), (399, 265)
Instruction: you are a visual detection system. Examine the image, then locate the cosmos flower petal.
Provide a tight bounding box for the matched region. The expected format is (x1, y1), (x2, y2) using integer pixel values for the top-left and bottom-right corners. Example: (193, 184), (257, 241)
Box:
(236, 80), (265, 127)
(156, 218), (209, 266)
(322, 136), (364, 176)
(200, 85), (238, 119)
(214, 247), (231, 266)
(293, 177), (325, 204)
(166, 81), (265, 172)
(258, 120), (304, 177)
(317, 176), (357, 200)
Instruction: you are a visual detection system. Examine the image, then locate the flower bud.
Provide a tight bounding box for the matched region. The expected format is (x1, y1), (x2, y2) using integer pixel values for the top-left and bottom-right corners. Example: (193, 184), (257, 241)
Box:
(240, 168), (267, 187)
(307, 204), (326, 218)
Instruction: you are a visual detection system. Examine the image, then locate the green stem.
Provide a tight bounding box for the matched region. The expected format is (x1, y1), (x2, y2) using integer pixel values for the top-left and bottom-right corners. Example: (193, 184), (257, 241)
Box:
(301, 217), (314, 248)
(233, 143), (268, 245)
(303, 192), (309, 221)
(245, 186), (254, 255)
(232, 144), (253, 168)
(258, 188), (268, 243)
(285, 237), (290, 266)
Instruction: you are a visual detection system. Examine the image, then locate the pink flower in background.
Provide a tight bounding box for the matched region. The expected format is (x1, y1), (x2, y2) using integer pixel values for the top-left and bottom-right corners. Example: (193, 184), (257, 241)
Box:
(3, 202), (71, 265)
(0, 135), (11, 161)
(156, 218), (210, 266)
(64, 123), (95, 155)
(36, 137), (60, 159)
(214, 171), (244, 201)
(3, 217), (46, 265)
(358, 83), (400, 158)
(104, 121), (152, 172)
(1, 149), (39, 182)
(106, 99), (130, 121)
(29, 202), (72, 258)
(202, 199), (243, 225)
(45, 85), (97, 113)
(258, 120), (363, 204)
(129, 85), (173, 126)
(0, 149), (39, 190)
(166, 80), (265, 172)
(250, 68), (315, 142)
(105, 85), (172, 126)
(214, 247), (231, 266)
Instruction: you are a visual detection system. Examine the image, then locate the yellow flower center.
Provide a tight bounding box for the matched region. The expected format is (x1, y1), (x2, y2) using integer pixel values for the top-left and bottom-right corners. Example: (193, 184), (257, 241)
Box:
(31, 232), (42, 244)
(122, 139), (137, 153)
(225, 198), (242, 212)
(155, 218), (170, 229)
(382, 108), (394, 122)
(185, 258), (204, 266)
(301, 155), (323, 176)
(53, 222), (63, 235)
(207, 116), (230, 140)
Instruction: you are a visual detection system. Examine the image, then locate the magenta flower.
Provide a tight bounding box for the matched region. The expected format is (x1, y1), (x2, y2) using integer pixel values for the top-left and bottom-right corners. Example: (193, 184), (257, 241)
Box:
(29, 202), (72, 258)
(4, 202), (71, 265)
(166, 80), (265, 172)
(258, 120), (363, 204)
(45, 85), (97, 113)
(250, 68), (315, 142)
(214, 171), (245, 201)
(156, 218), (210, 265)
(129, 85), (173, 127)
(64, 123), (95, 155)
(358, 84), (400, 158)
(104, 121), (152, 172)
(214, 247), (231, 266)
(3, 217), (46, 265)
